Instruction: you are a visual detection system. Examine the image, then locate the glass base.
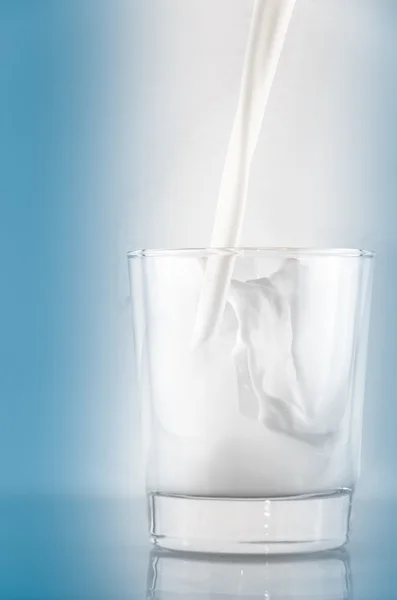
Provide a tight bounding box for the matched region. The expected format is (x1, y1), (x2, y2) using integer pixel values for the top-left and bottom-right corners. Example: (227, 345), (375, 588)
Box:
(148, 490), (352, 555)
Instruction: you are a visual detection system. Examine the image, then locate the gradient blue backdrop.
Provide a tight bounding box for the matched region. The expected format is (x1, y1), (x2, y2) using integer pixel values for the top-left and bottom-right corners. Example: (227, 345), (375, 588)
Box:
(1, 1), (397, 597)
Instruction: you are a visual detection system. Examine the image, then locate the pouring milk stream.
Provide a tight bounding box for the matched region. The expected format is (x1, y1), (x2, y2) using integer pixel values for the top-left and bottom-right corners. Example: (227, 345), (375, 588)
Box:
(193, 0), (297, 345)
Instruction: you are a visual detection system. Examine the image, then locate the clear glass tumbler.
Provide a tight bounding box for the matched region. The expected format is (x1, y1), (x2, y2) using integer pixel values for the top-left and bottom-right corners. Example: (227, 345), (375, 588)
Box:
(128, 248), (374, 554)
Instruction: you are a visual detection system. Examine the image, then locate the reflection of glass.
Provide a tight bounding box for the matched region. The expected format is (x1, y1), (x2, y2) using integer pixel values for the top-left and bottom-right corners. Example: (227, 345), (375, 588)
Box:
(129, 248), (374, 553)
(146, 549), (352, 599)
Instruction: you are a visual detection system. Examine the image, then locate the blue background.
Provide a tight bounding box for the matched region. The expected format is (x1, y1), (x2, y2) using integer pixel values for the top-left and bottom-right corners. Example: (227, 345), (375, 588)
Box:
(0, 0), (101, 495)
(1, 1), (397, 597)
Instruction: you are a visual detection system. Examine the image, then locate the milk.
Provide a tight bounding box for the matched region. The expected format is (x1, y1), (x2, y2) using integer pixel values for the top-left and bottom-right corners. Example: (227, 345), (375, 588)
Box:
(134, 1), (367, 500)
(143, 254), (362, 497)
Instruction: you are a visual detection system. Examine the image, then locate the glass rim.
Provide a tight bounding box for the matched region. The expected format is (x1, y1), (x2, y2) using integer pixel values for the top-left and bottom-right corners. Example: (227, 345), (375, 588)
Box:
(127, 247), (375, 259)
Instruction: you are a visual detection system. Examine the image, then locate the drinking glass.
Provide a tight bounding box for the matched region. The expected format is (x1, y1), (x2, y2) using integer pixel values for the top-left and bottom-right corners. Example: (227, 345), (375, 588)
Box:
(128, 247), (374, 554)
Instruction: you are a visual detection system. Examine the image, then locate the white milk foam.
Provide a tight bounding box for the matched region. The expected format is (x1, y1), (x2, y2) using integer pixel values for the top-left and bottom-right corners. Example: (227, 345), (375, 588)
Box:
(146, 258), (358, 497)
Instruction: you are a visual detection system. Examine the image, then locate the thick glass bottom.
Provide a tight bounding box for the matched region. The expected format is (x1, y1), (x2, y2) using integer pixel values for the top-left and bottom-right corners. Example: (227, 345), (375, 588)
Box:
(148, 490), (352, 555)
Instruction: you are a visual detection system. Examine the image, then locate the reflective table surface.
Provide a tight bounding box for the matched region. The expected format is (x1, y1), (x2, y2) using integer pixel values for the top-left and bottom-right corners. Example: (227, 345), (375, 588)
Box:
(0, 496), (395, 598)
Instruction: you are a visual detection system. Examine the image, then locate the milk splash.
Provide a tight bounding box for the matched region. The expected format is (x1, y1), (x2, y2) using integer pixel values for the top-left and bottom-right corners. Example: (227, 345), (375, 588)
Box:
(228, 261), (350, 446)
